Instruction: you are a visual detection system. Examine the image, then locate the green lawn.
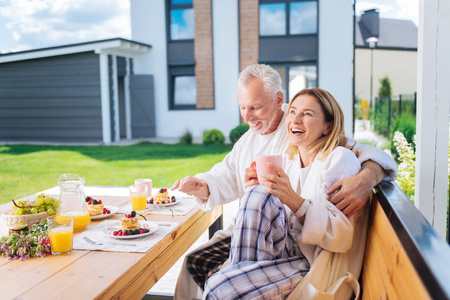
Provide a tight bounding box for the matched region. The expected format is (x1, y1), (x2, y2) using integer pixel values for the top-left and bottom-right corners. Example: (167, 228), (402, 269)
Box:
(0, 143), (233, 205)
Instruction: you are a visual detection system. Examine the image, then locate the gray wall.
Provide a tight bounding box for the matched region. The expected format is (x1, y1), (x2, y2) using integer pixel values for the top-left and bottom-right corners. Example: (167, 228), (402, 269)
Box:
(0, 52), (103, 142)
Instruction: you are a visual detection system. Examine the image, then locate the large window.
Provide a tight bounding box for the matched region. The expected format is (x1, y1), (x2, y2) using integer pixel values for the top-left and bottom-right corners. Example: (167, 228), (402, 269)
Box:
(169, 0), (194, 40)
(169, 66), (197, 110)
(260, 0), (317, 36)
(273, 65), (317, 102)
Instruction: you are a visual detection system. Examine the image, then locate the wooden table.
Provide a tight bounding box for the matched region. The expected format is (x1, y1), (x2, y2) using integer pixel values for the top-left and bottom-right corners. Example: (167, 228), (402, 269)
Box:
(0, 186), (222, 300)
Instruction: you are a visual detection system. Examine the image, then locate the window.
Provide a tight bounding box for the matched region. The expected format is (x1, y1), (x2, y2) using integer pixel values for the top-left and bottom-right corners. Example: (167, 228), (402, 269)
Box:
(273, 65), (317, 102)
(174, 76), (196, 105)
(169, 0), (194, 40)
(259, 0), (317, 36)
(169, 66), (197, 110)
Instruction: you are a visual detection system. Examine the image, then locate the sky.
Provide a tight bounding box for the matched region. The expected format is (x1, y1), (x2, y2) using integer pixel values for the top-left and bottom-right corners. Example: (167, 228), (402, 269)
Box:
(0, 0), (419, 54)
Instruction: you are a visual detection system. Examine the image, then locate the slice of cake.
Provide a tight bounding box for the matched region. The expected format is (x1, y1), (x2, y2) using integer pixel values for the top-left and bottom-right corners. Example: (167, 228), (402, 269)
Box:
(120, 211), (140, 231)
(86, 196), (104, 216)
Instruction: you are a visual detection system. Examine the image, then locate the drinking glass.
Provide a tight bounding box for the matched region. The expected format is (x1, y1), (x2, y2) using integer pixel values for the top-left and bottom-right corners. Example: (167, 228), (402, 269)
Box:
(129, 184), (148, 212)
(47, 215), (73, 255)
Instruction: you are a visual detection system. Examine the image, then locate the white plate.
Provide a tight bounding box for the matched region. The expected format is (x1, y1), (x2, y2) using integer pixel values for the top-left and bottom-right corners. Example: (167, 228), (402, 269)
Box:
(147, 197), (181, 208)
(102, 221), (159, 239)
(90, 206), (119, 220)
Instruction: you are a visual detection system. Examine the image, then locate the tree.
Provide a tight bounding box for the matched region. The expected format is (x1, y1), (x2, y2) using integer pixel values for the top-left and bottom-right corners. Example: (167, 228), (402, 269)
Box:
(378, 76), (392, 97)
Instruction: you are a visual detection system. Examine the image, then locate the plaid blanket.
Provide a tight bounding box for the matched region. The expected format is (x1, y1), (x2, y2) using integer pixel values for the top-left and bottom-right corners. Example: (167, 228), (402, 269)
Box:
(203, 185), (310, 300)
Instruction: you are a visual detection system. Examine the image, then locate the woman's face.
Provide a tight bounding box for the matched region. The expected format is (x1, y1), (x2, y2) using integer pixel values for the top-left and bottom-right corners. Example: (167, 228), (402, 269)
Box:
(286, 94), (332, 150)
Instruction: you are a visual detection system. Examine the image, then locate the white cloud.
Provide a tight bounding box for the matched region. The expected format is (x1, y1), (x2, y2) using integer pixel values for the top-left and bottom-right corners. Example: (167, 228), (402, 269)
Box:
(395, 0), (419, 25)
(355, 2), (395, 16)
(0, 0), (131, 52)
(355, 0), (418, 25)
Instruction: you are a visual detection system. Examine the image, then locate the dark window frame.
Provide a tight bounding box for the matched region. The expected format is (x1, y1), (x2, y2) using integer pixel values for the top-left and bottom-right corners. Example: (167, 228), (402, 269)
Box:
(259, 0), (318, 38)
(168, 65), (197, 110)
(166, 0), (195, 42)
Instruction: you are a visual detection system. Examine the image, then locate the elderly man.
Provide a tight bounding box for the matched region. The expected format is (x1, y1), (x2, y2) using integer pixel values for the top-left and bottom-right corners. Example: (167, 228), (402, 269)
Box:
(172, 64), (396, 299)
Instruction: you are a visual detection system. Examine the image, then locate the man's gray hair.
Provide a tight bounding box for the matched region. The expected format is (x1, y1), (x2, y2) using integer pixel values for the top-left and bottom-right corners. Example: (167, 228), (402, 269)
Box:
(238, 64), (282, 99)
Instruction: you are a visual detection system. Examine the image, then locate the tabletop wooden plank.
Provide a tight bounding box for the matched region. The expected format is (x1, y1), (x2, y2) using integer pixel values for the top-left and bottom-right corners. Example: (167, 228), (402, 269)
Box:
(0, 250), (89, 299)
(0, 187), (222, 300)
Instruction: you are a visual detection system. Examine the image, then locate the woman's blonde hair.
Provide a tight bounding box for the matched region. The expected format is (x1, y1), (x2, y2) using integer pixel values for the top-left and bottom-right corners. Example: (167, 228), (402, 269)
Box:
(286, 88), (349, 160)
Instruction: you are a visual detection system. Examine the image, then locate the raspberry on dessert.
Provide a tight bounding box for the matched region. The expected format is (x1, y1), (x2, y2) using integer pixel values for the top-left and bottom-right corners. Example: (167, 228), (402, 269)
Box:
(164, 188), (167, 192)
(98, 200), (102, 204)
(113, 231), (118, 236)
(140, 229), (144, 234)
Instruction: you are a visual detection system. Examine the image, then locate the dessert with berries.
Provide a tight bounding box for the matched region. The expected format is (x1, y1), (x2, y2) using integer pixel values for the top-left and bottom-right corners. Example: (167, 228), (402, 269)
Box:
(86, 196), (104, 216)
(149, 188), (176, 205)
(120, 210), (140, 231)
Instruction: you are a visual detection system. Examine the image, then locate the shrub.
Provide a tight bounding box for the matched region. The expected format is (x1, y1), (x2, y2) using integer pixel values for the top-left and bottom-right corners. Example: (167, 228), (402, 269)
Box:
(203, 129), (225, 145)
(393, 131), (416, 203)
(229, 124), (250, 144)
(179, 130), (193, 145)
(390, 113), (416, 158)
(378, 76), (392, 97)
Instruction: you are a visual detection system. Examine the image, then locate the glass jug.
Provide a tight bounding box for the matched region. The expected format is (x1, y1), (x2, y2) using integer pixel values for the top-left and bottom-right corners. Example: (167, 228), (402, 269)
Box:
(58, 173), (90, 231)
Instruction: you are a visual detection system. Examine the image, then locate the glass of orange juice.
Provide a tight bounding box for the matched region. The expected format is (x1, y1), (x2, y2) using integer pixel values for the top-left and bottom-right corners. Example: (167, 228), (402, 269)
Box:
(129, 184), (147, 212)
(48, 215), (73, 255)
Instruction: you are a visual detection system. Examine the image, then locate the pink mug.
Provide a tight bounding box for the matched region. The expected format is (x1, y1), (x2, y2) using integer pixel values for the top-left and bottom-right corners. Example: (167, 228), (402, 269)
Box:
(135, 179), (152, 196)
(250, 154), (282, 183)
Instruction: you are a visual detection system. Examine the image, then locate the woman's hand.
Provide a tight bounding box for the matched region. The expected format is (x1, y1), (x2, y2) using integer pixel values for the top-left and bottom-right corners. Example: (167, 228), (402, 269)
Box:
(244, 163), (259, 188)
(260, 163), (304, 212)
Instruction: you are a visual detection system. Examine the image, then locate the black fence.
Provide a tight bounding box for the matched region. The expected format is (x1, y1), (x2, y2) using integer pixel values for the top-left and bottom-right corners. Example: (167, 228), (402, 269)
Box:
(372, 93), (417, 138)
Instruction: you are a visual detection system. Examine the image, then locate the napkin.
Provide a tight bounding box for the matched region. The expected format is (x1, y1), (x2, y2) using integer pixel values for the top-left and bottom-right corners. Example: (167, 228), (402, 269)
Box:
(73, 219), (179, 253)
(118, 196), (197, 216)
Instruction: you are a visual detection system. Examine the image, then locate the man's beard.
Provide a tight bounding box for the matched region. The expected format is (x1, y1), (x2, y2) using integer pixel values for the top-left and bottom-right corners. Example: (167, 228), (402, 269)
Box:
(248, 119), (271, 135)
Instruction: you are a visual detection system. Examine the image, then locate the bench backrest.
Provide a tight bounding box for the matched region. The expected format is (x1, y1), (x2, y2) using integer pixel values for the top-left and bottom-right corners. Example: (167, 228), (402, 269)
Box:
(360, 181), (450, 300)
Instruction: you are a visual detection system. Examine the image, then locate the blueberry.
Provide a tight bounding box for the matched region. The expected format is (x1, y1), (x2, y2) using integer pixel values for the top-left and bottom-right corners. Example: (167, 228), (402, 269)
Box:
(150, 199), (154, 204)
(131, 210), (136, 218)
(159, 188), (164, 193)
(92, 199), (98, 205)
(127, 230), (133, 235)
(133, 229), (140, 235)
(144, 228), (150, 233)
(85, 196), (92, 202)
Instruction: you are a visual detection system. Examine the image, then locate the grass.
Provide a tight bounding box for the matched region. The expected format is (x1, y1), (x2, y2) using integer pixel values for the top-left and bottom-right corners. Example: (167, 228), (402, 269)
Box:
(0, 142), (233, 205)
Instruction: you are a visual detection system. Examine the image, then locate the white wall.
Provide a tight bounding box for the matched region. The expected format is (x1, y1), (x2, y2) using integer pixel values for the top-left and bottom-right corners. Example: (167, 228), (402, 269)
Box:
(130, 0), (240, 141)
(355, 49), (417, 100)
(318, 0), (354, 137)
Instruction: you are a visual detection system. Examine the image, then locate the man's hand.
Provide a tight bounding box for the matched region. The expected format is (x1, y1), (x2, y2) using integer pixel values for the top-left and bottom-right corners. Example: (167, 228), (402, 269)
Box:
(171, 176), (210, 200)
(244, 162), (259, 188)
(328, 160), (385, 218)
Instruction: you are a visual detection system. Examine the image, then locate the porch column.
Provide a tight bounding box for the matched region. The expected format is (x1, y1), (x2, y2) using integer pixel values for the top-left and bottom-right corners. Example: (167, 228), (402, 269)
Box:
(99, 53), (111, 144)
(416, 0), (450, 238)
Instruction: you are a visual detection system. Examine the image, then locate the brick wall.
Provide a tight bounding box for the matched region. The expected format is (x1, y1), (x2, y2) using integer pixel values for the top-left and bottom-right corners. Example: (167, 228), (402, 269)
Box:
(239, 0), (259, 71)
(194, 0), (214, 109)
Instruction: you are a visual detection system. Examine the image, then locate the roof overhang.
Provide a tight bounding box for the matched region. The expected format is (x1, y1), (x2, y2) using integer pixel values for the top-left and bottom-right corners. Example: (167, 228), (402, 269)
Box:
(0, 38), (152, 63)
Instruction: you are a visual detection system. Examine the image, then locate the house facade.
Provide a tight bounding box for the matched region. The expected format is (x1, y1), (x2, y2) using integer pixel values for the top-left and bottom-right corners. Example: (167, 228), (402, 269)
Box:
(130, 0), (354, 141)
(354, 9), (418, 101)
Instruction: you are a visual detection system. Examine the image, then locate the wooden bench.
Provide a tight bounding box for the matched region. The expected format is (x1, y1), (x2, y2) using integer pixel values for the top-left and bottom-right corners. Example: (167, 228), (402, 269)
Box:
(361, 181), (450, 300)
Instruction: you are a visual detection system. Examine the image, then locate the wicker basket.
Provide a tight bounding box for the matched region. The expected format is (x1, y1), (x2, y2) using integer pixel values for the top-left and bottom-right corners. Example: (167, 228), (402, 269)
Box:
(2, 210), (49, 230)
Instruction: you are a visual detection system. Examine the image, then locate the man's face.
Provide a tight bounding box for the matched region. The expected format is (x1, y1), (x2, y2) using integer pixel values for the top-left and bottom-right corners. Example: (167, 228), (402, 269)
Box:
(238, 78), (283, 135)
